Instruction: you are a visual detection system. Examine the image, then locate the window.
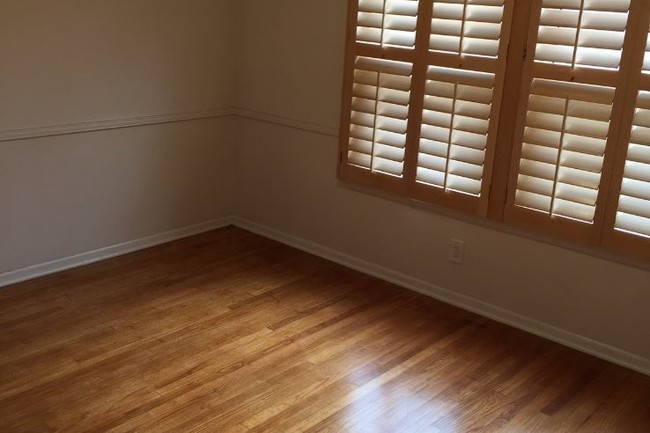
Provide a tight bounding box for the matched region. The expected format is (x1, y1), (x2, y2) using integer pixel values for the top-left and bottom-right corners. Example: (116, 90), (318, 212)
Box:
(338, 0), (650, 261)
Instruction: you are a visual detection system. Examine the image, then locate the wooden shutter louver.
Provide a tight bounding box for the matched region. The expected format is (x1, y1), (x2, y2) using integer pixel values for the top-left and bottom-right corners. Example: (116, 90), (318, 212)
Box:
(506, 0), (633, 242)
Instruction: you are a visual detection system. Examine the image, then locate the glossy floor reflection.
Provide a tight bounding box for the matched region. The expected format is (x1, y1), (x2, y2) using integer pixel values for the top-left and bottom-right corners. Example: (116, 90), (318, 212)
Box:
(1, 227), (648, 432)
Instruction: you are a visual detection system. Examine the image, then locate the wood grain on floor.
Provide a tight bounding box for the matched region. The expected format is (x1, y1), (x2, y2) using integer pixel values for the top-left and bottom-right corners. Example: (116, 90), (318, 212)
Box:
(1, 227), (648, 432)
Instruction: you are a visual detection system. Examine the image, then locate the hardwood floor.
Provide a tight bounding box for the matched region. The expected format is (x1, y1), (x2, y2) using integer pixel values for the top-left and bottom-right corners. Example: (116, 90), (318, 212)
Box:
(1, 227), (649, 432)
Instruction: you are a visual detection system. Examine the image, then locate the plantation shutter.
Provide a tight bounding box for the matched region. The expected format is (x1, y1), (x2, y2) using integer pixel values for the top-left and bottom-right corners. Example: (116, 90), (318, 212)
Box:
(505, 0), (634, 242)
(416, 66), (496, 197)
(343, 0), (418, 178)
(340, 0), (650, 260)
(416, 0), (510, 202)
(615, 90), (650, 239)
(347, 56), (413, 176)
(339, 0), (514, 215)
(603, 12), (650, 259)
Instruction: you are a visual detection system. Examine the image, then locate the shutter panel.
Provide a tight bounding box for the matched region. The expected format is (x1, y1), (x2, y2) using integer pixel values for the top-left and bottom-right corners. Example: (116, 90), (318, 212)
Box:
(344, 0), (418, 181)
(506, 0), (633, 242)
(514, 79), (615, 223)
(430, 0), (505, 58)
(415, 0), (510, 201)
(535, 0), (630, 70)
(609, 20), (650, 249)
(615, 91), (650, 238)
(417, 66), (495, 195)
(348, 57), (413, 176)
(357, 0), (419, 48)
(600, 5), (650, 260)
(340, 0), (514, 215)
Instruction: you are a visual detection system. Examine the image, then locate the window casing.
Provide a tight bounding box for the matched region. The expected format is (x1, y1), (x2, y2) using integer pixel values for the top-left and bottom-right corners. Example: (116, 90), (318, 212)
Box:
(338, 0), (650, 261)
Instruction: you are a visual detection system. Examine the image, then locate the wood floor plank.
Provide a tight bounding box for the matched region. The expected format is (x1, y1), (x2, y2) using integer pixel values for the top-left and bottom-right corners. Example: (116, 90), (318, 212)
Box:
(1, 226), (648, 432)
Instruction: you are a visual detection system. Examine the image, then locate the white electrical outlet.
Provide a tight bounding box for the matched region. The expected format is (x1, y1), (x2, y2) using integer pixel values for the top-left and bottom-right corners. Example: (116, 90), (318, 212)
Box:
(449, 239), (465, 264)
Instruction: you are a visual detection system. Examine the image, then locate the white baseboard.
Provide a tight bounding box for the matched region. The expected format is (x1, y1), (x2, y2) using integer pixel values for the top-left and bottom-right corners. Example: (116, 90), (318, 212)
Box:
(233, 217), (650, 377)
(0, 216), (235, 288)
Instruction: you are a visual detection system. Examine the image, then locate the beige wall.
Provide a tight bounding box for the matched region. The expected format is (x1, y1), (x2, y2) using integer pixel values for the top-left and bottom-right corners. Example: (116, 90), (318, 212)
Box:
(0, 0), (237, 273)
(233, 1), (344, 128)
(0, 0), (236, 130)
(234, 0), (650, 363)
(0, 118), (236, 273)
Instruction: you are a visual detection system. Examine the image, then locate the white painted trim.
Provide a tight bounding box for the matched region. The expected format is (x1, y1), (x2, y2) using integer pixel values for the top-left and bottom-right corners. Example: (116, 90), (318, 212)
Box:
(0, 108), (234, 143)
(0, 216), (235, 288)
(233, 217), (650, 377)
(0, 107), (339, 143)
(233, 108), (339, 137)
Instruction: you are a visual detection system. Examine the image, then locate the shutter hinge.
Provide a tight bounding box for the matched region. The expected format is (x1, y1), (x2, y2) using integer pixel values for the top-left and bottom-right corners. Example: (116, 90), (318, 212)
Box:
(339, 150), (344, 164)
(523, 47), (528, 59)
